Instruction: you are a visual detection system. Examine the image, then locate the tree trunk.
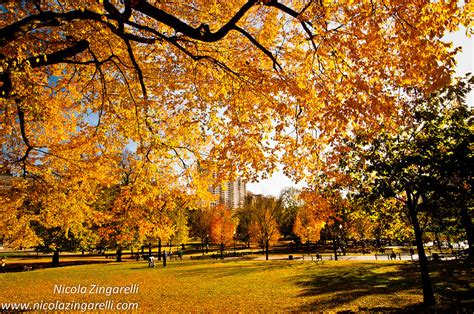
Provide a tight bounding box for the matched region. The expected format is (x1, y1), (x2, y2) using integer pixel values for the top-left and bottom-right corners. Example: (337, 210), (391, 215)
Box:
(332, 237), (338, 261)
(460, 206), (474, 259)
(158, 238), (162, 260)
(408, 201), (436, 306)
(52, 250), (60, 267)
(375, 235), (381, 248)
(265, 240), (269, 260)
(148, 243), (152, 256)
(116, 247), (122, 262)
(220, 242), (224, 259)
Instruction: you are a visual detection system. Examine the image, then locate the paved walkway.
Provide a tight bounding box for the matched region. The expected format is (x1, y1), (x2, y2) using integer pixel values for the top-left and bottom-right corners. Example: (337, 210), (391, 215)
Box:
(252, 253), (419, 261)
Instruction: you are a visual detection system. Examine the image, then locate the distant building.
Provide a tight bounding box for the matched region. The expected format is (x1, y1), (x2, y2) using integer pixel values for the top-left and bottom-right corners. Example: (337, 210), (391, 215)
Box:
(244, 191), (263, 206)
(210, 177), (246, 209)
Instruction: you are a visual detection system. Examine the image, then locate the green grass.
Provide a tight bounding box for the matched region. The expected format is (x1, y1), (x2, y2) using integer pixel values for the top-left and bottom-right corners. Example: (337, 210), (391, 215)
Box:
(1, 259), (472, 312)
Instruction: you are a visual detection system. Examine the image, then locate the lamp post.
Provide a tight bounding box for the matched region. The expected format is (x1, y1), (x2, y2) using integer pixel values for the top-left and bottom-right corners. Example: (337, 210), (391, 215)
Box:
(306, 227), (311, 256)
(339, 224), (345, 256)
(233, 231), (236, 256)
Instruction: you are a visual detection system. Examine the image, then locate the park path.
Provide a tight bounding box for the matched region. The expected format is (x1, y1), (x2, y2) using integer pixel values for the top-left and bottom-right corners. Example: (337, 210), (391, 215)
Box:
(252, 253), (419, 261)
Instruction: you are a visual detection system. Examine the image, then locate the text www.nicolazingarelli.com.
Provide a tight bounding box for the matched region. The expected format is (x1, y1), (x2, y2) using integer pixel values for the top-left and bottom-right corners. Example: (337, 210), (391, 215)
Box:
(1, 300), (139, 312)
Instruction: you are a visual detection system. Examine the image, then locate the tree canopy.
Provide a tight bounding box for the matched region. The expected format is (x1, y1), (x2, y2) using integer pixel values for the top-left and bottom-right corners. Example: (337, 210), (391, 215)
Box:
(0, 1), (472, 264)
(1, 1), (470, 181)
(330, 77), (473, 305)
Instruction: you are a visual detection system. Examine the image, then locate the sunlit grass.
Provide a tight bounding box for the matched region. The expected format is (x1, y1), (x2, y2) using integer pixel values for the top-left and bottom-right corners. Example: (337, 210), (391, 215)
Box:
(1, 259), (472, 312)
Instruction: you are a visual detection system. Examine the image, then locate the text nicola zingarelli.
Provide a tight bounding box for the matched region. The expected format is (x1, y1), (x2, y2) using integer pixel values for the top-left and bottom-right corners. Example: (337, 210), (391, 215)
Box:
(53, 284), (139, 296)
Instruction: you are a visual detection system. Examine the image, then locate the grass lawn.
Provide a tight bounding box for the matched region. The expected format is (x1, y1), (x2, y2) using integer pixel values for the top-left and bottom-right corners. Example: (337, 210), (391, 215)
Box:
(1, 259), (472, 312)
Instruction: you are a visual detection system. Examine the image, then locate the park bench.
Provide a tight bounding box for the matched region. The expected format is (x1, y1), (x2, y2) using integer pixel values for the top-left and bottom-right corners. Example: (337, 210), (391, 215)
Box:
(301, 253), (323, 261)
(374, 253), (401, 260)
(23, 265), (33, 271)
(170, 252), (184, 260)
(430, 251), (468, 261)
(455, 250), (469, 259)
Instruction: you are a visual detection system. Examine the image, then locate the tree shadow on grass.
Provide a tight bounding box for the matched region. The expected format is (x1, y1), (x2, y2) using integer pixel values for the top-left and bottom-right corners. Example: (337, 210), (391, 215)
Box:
(294, 260), (473, 313)
(1, 259), (114, 273)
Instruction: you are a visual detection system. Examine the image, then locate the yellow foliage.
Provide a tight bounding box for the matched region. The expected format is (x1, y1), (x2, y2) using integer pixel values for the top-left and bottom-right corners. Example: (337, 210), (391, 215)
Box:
(0, 0), (469, 247)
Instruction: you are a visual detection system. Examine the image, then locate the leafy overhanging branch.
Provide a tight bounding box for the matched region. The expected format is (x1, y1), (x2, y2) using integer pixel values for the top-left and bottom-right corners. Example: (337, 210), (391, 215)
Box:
(1, 0), (318, 96)
(1, 40), (89, 97)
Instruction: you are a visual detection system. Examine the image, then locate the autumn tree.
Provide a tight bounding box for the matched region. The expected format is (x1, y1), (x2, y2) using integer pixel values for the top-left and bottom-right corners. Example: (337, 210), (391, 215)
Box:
(0, 157), (111, 265)
(168, 194), (192, 249)
(339, 78), (473, 306)
(369, 201), (413, 246)
(276, 187), (301, 239)
(299, 189), (352, 260)
(1, 1), (469, 183)
(208, 204), (238, 259)
(1, 1), (472, 272)
(33, 224), (98, 266)
(95, 151), (196, 261)
(235, 193), (259, 248)
(344, 204), (376, 246)
(342, 197), (413, 249)
(293, 200), (325, 246)
(188, 208), (211, 254)
(246, 195), (280, 260)
(0, 178), (39, 250)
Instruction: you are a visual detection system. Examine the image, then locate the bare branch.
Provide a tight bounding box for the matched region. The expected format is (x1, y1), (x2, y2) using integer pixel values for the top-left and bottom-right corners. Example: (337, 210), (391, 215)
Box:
(168, 38), (241, 77)
(264, 1), (300, 19)
(132, 0), (258, 42)
(123, 38), (148, 100)
(0, 9), (154, 48)
(232, 26), (282, 71)
(15, 102), (34, 163)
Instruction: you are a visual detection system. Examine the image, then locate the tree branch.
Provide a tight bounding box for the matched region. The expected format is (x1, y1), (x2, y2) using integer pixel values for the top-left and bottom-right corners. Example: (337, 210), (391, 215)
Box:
(16, 102), (34, 163)
(1, 40), (90, 98)
(167, 38), (241, 77)
(232, 26), (282, 71)
(123, 37), (148, 100)
(0, 9), (154, 48)
(3, 40), (89, 71)
(264, 1), (300, 19)
(132, 0), (258, 42)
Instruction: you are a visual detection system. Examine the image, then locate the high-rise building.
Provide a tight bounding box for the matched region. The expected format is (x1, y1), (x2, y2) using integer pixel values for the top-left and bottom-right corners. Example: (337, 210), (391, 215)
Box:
(209, 177), (246, 209)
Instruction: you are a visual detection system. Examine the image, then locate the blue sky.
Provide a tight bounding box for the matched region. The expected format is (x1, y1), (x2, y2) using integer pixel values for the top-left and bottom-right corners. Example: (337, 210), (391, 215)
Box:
(248, 28), (474, 197)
